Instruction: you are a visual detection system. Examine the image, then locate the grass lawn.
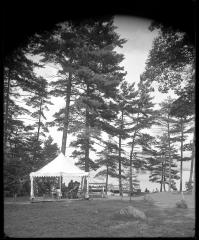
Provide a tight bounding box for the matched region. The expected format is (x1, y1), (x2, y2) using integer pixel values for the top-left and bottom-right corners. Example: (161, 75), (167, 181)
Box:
(4, 194), (195, 238)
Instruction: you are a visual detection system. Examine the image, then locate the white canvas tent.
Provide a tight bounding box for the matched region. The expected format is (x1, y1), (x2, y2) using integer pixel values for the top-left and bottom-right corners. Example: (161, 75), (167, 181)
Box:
(29, 153), (89, 199)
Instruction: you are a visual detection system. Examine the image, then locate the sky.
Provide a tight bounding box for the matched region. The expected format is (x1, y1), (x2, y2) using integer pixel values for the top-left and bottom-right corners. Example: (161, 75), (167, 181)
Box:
(114, 16), (158, 84)
(33, 15), (192, 191)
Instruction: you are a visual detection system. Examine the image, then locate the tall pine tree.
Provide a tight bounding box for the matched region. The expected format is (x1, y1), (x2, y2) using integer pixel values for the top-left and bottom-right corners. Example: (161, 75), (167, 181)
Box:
(143, 22), (195, 192)
(68, 18), (126, 172)
(145, 134), (180, 191)
(158, 97), (178, 191)
(125, 76), (157, 196)
(170, 99), (193, 192)
(24, 76), (52, 141)
(95, 138), (119, 193)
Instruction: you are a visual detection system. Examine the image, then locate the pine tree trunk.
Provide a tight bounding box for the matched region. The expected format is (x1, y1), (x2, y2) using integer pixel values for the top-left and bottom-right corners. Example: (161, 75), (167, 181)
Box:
(192, 140), (195, 196)
(163, 161), (165, 191)
(61, 71), (72, 155)
(129, 110), (140, 198)
(129, 149), (133, 201)
(189, 149), (194, 183)
(33, 98), (43, 162)
(85, 111), (90, 172)
(106, 164), (108, 194)
(180, 119), (184, 192)
(118, 109), (124, 196)
(129, 129), (137, 198)
(118, 135), (123, 196)
(189, 130), (195, 185)
(164, 157), (167, 191)
(84, 84), (90, 173)
(180, 161), (183, 192)
(160, 161), (164, 192)
(36, 98), (43, 141)
(4, 69), (11, 152)
(163, 170), (166, 191)
(167, 115), (172, 192)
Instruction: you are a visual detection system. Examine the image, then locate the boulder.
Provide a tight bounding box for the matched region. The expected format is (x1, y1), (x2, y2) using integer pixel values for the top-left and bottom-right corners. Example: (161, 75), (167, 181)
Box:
(120, 206), (147, 221)
(176, 199), (188, 209)
(143, 194), (154, 203)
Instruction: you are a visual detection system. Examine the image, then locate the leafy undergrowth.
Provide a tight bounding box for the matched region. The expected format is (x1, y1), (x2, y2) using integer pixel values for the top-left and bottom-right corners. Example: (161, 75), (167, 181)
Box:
(4, 198), (195, 237)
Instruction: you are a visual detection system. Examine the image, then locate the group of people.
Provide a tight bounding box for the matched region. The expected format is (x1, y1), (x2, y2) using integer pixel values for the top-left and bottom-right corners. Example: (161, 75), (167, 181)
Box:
(153, 188), (159, 193)
(51, 180), (81, 199)
(145, 188), (159, 193)
(62, 180), (80, 199)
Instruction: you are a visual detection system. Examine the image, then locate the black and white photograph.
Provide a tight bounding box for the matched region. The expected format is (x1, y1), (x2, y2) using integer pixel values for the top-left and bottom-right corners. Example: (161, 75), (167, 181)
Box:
(3, 1), (196, 238)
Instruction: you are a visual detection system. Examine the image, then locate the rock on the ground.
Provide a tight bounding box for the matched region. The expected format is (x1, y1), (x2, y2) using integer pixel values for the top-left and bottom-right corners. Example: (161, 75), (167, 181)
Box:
(120, 206), (147, 221)
(143, 194), (154, 203)
(176, 199), (188, 209)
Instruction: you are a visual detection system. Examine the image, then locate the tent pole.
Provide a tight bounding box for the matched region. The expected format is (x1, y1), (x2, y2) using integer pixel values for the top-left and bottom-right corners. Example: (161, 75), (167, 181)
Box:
(58, 175), (62, 199)
(59, 175), (62, 191)
(102, 186), (104, 198)
(85, 176), (89, 199)
(81, 176), (84, 192)
(30, 176), (34, 200)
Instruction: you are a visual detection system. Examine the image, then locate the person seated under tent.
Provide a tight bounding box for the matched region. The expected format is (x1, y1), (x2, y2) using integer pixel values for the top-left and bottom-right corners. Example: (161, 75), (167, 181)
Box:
(51, 186), (57, 198)
(56, 188), (62, 199)
(67, 180), (80, 199)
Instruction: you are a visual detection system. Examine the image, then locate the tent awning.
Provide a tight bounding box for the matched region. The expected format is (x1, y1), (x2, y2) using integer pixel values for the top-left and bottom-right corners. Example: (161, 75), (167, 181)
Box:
(30, 171), (89, 177)
(30, 153), (89, 178)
